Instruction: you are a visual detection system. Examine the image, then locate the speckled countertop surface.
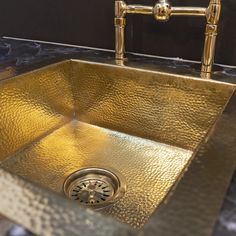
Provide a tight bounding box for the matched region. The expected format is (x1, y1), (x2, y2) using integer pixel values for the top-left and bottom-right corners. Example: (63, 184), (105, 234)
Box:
(0, 37), (236, 236)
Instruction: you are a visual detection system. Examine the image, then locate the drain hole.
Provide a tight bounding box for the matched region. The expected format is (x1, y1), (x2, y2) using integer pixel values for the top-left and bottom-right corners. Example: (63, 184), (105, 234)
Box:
(63, 167), (126, 209)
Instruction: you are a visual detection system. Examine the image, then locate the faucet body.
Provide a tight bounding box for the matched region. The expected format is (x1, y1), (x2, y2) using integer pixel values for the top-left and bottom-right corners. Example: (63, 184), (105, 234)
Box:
(114, 0), (221, 79)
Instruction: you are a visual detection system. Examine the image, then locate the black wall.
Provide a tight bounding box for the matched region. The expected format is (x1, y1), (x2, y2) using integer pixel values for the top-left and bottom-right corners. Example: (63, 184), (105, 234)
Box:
(0, 0), (235, 65)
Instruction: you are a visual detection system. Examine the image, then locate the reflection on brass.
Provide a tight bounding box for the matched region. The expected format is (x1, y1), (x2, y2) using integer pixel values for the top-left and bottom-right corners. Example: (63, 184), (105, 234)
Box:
(0, 60), (234, 229)
(115, 0), (221, 78)
(0, 61), (74, 161)
(2, 120), (193, 228)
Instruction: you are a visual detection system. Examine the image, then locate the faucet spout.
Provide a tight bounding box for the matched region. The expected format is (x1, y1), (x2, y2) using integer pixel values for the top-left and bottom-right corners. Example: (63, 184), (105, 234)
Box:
(114, 0), (222, 79)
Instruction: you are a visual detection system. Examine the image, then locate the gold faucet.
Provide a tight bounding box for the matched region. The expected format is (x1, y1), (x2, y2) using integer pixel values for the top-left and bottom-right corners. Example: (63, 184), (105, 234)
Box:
(114, 0), (221, 79)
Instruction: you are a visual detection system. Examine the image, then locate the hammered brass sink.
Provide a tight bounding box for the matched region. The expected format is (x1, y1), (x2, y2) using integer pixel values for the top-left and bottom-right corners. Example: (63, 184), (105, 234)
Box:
(0, 60), (234, 228)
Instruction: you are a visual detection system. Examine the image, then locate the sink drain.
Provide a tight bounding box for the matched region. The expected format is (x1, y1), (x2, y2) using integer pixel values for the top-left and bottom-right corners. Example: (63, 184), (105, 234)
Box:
(63, 167), (126, 209)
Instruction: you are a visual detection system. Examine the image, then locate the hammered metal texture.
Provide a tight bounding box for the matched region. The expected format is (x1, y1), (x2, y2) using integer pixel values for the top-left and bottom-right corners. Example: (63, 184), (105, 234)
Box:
(0, 168), (135, 236)
(0, 60), (234, 230)
(2, 120), (192, 228)
(71, 61), (234, 150)
(142, 92), (236, 236)
(0, 61), (74, 162)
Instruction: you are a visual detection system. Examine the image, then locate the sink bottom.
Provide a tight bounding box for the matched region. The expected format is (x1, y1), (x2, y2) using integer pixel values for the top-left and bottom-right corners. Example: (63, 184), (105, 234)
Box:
(1, 119), (192, 228)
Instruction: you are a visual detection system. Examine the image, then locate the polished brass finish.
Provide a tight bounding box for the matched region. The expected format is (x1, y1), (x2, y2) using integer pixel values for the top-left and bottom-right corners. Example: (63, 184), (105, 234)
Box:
(153, 0), (171, 21)
(114, 17), (126, 60)
(114, 1), (126, 60)
(64, 167), (126, 209)
(126, 5), (153, 15)
(115, 0), (221, 78)
(0, 60), (234, 229)
(114, 1), (154, 59)
(171, 7), (206, 17)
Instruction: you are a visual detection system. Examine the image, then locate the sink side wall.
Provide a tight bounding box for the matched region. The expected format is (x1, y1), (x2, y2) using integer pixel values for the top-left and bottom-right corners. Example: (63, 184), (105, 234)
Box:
(71, 61), (234, 151)
(0, 61), (75, 162)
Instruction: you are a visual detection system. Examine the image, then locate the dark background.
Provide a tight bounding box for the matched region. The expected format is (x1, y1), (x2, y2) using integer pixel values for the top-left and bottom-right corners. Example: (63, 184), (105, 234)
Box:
(0, 0), (235, 65)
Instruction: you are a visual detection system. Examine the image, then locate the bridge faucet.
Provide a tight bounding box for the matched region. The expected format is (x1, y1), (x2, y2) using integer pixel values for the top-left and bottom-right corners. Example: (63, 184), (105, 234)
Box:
(114, 0), (221, 79)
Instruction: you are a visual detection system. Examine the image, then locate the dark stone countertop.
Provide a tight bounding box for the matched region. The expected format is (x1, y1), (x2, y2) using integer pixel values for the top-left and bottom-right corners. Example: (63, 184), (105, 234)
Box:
(0, 37), (236, 236)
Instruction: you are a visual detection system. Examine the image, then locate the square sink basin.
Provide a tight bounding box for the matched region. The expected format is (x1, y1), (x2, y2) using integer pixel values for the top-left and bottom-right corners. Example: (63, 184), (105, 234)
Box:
(0, 60), (234, 228)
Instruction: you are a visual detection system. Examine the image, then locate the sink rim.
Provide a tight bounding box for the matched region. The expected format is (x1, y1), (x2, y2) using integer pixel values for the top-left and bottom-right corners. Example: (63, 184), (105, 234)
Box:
(1, 58), (235, 87)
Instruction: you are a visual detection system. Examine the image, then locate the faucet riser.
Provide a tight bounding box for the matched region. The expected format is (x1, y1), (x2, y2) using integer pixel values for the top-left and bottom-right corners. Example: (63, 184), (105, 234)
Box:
(115, 0), (222, 79)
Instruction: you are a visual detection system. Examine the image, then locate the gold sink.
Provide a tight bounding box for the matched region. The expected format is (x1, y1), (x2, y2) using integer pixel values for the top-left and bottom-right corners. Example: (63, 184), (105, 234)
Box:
(0, 60), (234, 229)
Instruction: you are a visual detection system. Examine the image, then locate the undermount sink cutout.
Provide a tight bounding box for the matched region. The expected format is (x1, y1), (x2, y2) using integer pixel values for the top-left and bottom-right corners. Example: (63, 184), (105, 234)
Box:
(0, 60), (234, 228)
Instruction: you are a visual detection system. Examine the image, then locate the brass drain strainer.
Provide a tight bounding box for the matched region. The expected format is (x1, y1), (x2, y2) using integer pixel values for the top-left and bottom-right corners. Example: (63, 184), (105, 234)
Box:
(63, 167), (126, 209)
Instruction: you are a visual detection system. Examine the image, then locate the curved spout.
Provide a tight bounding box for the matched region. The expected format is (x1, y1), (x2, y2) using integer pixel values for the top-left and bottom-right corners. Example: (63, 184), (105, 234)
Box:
(114, 0), (222, 79)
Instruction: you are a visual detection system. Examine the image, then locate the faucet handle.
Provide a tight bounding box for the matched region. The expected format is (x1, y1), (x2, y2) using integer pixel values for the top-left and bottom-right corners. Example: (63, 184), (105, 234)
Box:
(206, 0), (221, 24)
(153, 0), (171, 21)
